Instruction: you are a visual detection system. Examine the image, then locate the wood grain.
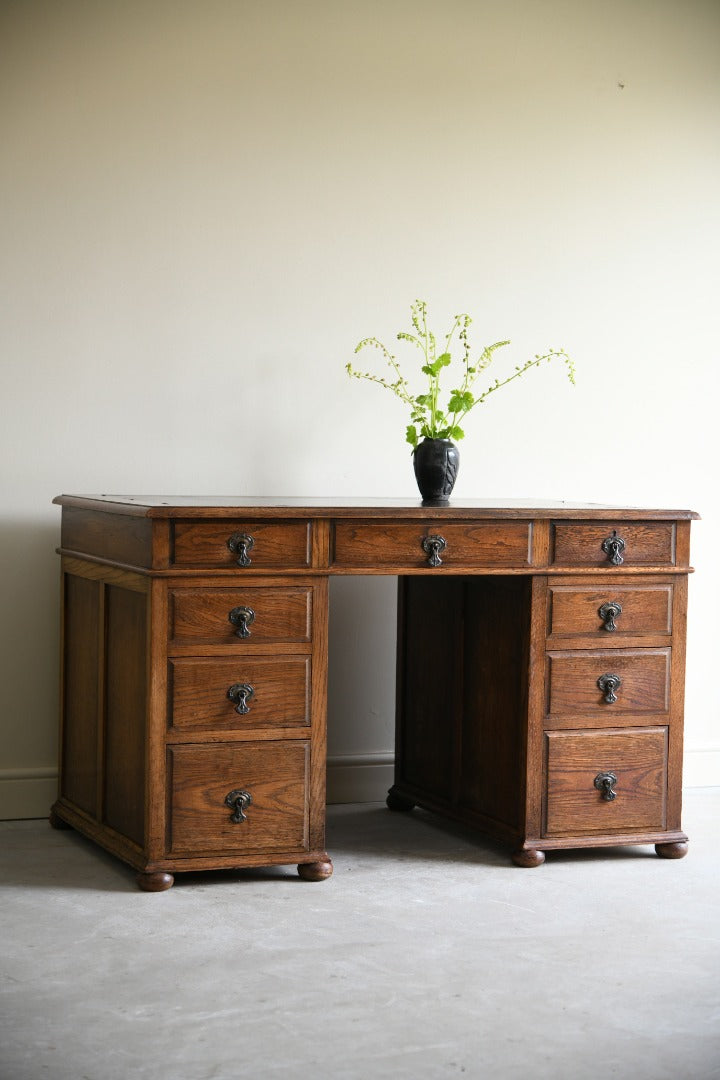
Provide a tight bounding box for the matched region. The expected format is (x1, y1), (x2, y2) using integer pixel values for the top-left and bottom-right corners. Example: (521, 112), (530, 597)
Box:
(333, 522), (531, 568)
(61, 573), (100, 817)
(547, 580), (673, 637)
(167, 741), (309, 856)
(169, 656), (311, 732)
(169, 586), (312, 646)
(552, 522), (676, 566)
(103, 585), (146, 846)
(546, 649), (671, 716)
(172, 520), (311, 569)
(544, 727), (667, 836)
(61, 507), (153, 567)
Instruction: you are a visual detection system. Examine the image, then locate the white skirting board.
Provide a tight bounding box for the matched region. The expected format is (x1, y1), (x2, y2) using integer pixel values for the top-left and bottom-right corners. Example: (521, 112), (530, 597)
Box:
(1, 750), (718, 818)
(682, 748), (720, 789)
(0, 768), (58, 821)
(326, 754), (395, 805)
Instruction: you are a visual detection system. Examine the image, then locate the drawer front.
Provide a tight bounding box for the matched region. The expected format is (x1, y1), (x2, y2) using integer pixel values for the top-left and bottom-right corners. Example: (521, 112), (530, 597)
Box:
(333, 522), (531, 569)
(552, 522), (675, 567)
(169, 656), (311, 733)
(547, 582), (673, 638)
(544, 727), (667, 836)
(547, 649), (670, 716)
(172, 520), (311, 570)
(168, 742), (309, 856)
(169, 586), (312, 646)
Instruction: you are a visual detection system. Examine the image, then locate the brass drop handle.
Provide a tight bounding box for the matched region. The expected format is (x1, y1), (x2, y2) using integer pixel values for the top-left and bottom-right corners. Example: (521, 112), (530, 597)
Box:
(227, 683), (254, 715)
(228, 533), (254, 567)
(594, 771), (618, 801)
(228, 605), (256, 638)
(597, 672), (622, 704)
(422, 534), (447, 567)
(225, 788), (253, 823)
(599, 601), (623, 632)
(601, 530), (626, 566)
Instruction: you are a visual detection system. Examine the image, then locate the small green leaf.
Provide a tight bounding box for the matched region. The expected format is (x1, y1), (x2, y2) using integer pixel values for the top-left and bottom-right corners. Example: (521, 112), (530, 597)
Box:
(448, 390), (474, 413)
(406, 424), (418, 448)
(449, 425), (465, 440)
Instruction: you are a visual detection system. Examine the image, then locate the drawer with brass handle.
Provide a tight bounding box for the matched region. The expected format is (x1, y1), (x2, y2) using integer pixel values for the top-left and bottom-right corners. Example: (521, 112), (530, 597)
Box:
(551, 522), (676, 567)
(167, 741), (309, 856)
(546, 648), (671, 717)
(332, 521), (532, 570)
(168, 586), (312, 647)
(544, 727), (667, 837)
(168, 656), (311, 733)
(546, 581), (673, 639)
(171, 520), (312, 570)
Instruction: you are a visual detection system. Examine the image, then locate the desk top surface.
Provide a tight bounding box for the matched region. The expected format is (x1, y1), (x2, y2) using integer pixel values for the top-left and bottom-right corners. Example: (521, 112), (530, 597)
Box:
(54, 495), (699, 521)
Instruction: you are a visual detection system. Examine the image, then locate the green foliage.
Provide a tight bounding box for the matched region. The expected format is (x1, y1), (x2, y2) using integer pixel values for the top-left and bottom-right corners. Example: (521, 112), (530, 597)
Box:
(345, 300), (575, 447)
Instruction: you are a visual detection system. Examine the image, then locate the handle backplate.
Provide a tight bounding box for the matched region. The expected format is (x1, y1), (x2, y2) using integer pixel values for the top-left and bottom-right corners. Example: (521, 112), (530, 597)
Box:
(599, 601), (623, 632)
(422, 534), (447, 568)
(601, 530), (626, 566)
(227, 682), (255, 714)
(594, 771), (618, 801)
(225, 788), (253, 823)
(228, 605), (256, 638)
(227, 533), (255, 568)
(597, 672), (622, 704)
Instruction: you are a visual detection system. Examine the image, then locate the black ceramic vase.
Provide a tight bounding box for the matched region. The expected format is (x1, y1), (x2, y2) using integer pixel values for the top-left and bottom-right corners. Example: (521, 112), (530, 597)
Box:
(413, 438), (460, 505)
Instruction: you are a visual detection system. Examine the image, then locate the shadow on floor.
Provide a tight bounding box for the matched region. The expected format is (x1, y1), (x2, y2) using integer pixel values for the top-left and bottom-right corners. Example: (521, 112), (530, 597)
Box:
(0, 803), (657, 894)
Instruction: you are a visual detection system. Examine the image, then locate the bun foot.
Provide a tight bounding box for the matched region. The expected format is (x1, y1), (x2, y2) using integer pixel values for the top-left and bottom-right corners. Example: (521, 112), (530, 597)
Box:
(386, 787), (416, 812)
(137, 871), (174, 892)
(49, 809), (72, 830)
(655, 841), (688, 860)
(297, 859), (333, 881)
(511, 848), (545, 868)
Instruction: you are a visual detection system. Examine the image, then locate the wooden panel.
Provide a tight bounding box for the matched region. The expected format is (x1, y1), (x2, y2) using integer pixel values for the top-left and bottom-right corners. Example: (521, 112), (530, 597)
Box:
(104, 586), (147, 846)
(169, 656), (311, 732)
(61, 574), (100, 816)
(61, 507), (153, 567)
(552, 521), (675, 566)
(547, 581), (673, 637)
(172, 520), (311, 569)
(545, 727), (667, 836)
(333, 522), (531, 569)
(547, 649), (670, 716)
(396, 577), (464, 799)
(168, 742), (309, 856)
(169, 586), (312, 646)
(459, 577), (530, 830)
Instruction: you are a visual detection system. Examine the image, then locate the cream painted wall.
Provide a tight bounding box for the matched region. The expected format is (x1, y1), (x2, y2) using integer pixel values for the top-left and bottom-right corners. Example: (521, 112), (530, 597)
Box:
(1, 0), (718, 816)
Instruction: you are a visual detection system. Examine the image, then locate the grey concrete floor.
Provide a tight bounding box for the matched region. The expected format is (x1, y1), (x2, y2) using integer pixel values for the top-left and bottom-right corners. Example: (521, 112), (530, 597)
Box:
(1, 791), (719, 1080)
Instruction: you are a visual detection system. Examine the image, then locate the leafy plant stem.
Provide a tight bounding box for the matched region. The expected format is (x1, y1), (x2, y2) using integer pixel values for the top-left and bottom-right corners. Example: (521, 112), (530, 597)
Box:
(345, 301), (575, 448)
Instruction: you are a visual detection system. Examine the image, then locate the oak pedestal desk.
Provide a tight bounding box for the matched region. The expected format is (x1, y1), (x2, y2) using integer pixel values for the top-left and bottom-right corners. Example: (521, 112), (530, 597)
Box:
(51, 496), (697, 891)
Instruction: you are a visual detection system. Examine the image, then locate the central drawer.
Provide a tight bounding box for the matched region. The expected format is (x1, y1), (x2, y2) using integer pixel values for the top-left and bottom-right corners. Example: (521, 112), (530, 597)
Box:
(332, 521), (532, 569)
(167, 741), (309, 856)
(169, 656), (311, 733)
(169, 586), (312, 646)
